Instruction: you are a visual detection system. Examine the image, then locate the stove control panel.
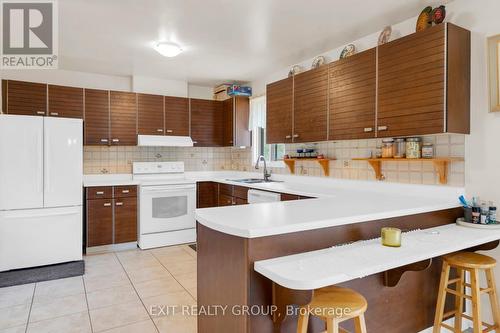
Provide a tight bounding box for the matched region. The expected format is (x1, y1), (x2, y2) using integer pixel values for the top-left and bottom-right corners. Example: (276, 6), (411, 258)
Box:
(133, 162), (184, 175)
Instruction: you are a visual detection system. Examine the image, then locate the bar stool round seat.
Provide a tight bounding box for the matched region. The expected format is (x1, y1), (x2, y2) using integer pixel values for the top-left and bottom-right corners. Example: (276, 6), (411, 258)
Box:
(434, 251), (500, 333)
(443, 252), (496, 269)
(297, 286), (367, 333)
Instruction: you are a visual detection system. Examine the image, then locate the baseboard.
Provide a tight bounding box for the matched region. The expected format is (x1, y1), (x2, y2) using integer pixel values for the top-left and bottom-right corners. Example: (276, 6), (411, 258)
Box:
(0, 260), (84, 288)
(139, 228), (196, 249)
(86, 242), (138, 254)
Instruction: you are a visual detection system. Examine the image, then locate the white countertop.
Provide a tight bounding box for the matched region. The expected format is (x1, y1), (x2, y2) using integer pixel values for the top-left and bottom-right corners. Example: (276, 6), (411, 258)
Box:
(84, 171), (464, 239)
(254, 224), (500, 290)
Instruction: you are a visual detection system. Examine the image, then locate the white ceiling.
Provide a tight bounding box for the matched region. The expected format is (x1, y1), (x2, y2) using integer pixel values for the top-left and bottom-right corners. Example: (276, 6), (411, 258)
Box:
(59, 0), (450, 86)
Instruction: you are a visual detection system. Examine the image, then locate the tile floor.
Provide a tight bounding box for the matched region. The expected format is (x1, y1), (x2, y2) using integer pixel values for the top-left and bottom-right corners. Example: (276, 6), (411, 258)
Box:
(0, 245), (198, 333)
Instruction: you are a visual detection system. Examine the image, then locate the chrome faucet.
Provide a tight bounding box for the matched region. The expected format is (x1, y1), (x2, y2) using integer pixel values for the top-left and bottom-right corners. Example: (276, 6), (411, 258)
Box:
(255, 155), (272, 181)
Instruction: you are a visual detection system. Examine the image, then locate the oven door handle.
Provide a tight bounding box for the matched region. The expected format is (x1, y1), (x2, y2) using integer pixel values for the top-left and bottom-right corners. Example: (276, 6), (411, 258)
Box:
(141, 185), (196, 193)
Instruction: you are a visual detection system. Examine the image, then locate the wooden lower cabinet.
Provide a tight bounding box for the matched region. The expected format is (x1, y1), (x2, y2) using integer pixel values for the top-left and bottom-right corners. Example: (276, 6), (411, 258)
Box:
(197, 182), (218, 208)
(218, 194), (234, 207)
(87, 199), (113, 247)
(114, 197), (137, 244)
(86, 186), (137, 247)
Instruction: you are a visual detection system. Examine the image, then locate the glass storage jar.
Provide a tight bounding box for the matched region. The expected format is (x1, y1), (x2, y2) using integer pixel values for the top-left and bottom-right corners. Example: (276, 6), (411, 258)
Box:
(406, 137), (422, 159)
(422, 143), (434, 158)
(381, 138), (394, 158)
(394, 138), (406, 158)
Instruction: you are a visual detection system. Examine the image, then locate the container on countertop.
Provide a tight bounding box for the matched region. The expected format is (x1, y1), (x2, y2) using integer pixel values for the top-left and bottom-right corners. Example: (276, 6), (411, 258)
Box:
(406, 137), (422, 159)
(394, 138), (406, 158)
(422, 143), (434, 159)
(381, 227), (402, 247)
(382, 138), (395, 158)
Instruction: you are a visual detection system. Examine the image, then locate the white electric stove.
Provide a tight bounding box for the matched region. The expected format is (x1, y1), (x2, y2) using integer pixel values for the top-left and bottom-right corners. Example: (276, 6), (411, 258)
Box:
(133, 162), (196, 249)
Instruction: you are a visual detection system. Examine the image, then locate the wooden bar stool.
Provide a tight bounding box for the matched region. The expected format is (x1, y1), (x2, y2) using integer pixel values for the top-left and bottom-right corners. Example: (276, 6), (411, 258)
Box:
(434, 252), (500, 333)
(297, 286), (367, 333)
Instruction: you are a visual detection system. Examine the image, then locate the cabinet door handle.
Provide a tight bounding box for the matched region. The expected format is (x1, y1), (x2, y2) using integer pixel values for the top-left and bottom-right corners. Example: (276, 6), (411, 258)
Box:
(96, 191), (104, 195)
(378, 126), (388, 131)
(103, 203), (111, 207)
(166, 129), (173, 133)
(285, 135), (291, 139)
(115, 202), (123, 206)
(112, 138), (120, 143)
(193, 141), (198, 144)
(121, 190), (129, 194)
(293, 134), (299, 138)
(100, 138), (108, 143)
(229, 140), (233, 144)
(156, 129), (164, 132)
(50, 112), (59, 116)
(36, 111), (45, 115)
(363, 127), (373, 133)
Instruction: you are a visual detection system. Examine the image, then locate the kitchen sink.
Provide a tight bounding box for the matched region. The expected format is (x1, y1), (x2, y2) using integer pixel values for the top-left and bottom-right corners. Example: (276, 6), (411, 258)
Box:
(228, 178), (283, 184)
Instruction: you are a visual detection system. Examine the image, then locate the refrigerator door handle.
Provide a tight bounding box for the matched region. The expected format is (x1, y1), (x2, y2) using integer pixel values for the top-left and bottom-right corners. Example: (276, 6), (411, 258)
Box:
(37, 128), (44, 195)
(44, 130), (50, 194)
(0, 208), (79, 219)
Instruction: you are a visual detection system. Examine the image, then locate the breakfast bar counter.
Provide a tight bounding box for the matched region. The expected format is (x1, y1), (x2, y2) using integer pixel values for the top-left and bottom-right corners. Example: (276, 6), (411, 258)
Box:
(195, 179), (476, 333)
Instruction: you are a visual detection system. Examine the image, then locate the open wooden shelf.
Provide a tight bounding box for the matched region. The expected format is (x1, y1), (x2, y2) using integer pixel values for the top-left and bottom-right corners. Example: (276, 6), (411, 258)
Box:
(352, 157), (464, 184)
(284, 158), (335, 176)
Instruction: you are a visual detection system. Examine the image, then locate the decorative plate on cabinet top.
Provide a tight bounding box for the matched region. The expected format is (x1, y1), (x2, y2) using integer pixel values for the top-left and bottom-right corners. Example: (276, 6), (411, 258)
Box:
(432, 5), (446, 24)
(288, 65), (303, 77)
(416, 6), (433, 32)
(339, 44), (356, 59)
(378, 26), (392, 45)
(311, 56), (326, 69)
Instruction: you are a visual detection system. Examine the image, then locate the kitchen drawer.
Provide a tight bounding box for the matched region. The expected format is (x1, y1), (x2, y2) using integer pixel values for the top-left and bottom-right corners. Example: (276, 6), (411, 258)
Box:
(86, 186), (113, 200)
(233, 186), (248, 200)
(281, 193), (300, 201)
(218, 194), (234, 207)
(219, 184), (233, 197)
(114, 185), (137, 198)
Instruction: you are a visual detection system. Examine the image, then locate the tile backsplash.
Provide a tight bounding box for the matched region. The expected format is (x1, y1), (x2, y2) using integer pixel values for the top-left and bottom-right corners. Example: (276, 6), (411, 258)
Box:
(84, 134), (465, 187)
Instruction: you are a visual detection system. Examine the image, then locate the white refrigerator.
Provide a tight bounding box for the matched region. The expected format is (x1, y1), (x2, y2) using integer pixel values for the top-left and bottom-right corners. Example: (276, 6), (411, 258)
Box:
(0, 115), (83, 272)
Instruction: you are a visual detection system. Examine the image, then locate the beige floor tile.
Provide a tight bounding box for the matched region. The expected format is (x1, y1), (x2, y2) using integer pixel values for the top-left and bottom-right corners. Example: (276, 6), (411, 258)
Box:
(84, 261), (125, 278)
(119, 256), (162, 271)
(126, 265), (172, 284)
(83, 271), (131, 293)
(186, 287), (197, 301)
(141, 290), (196, 318)
(134, 277), (185, 299)
(181, 245), (197, 258)
(86, 284), (139, 310)
(89, 299), (150, 332)
(174, 273), (196, 291)
(154, 314), (197, 333)
(84, 253), (118, 266)
(34, 276), (84, 302)
(26, 311), (91, 333)
(162, 259), (196, 277)
(0, 303), (30, 330)
(155, 252), (194, 266)
(100, 320), (157, 333)
(115, 249), (154, 261)
(30, 293), (87, 323)
(150, 246), (188, 258)
(0, 283), (34, 309)
(0, 325), (26, 333)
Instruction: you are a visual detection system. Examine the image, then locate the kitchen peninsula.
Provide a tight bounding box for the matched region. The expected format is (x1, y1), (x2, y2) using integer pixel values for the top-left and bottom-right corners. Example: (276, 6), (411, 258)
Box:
(195, 178), (482, 333)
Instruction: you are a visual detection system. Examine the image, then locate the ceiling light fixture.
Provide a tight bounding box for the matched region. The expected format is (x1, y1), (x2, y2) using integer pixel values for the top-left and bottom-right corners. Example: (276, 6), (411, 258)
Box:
(153, 42), (183, 57)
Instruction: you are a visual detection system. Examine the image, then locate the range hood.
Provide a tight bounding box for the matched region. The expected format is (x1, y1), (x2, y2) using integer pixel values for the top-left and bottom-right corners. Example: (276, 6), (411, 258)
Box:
(137, 135), (194, 147)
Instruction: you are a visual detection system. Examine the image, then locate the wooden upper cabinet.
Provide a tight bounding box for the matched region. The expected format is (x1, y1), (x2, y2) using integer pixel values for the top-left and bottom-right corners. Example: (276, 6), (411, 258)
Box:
(164, 96), (189, 136)
(3, 80), (47, 116)
(266, 77), (293, 144)
(110, 91), (137, 145)
(223, 98), (234, 146)
(293, 66), (328, 143)
(329, 48), (376, 140)
(48, 85), (84, 119)
(190, 98), (223, 147)
(377, 23), (469, 137)
(222, 97), (250, 147)
(84, 89), (110, 145)
(138, 93), (164, 135)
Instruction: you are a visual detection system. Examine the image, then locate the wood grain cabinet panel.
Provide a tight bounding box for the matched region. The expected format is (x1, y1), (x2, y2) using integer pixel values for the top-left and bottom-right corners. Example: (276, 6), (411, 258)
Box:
(222, 97), (251, 147)
(377, 24), (446, 137)
(48, 85), (83, 119)
(164, 96), (189, 136)
(87, 199), (113, 247)
(110, 91), (137, 146)
(138, 93), (164, 135)
(114, 197), (137, 244)
(86, 186), (112, 200)
(329, 48), (376, 140)
(197, 182), (218, 208)
(266, 77), (293, 144)
(190, 99), (223, 147)
(293, 66), (328, 142)
(218, 194), (234, 207)
(84, 89), (110, 145)
(223, 98), (234, 146)
(3, 80), (47, 116)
